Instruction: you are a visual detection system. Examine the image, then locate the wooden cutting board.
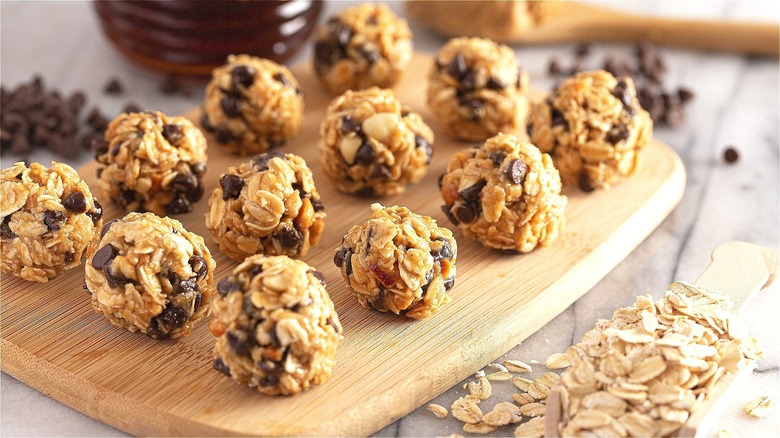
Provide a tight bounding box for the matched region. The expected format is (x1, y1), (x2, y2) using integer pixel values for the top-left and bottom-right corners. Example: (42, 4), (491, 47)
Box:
(1, 53), (686, 436)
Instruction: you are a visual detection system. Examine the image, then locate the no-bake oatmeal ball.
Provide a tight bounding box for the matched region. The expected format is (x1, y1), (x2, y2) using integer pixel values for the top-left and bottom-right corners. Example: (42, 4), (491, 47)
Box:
(94, 111), (208, 216)
(440, 133), (566, 253)
(427, 37), (529, 142)
(528, 70), (653, 191)
(206, 151), (326, 261)
(1, 162), (103, 282)
(319, 87), (433, 197)
(84, 212), (215, 339)
(334, 204), (457, 319)
(209, 255), (343, 396)
(202, 54), (304, 155)
(314, 3), (413, 95)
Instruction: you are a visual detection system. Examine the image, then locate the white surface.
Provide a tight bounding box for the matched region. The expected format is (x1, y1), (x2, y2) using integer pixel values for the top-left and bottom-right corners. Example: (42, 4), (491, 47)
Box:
(1, 1), (779, 437)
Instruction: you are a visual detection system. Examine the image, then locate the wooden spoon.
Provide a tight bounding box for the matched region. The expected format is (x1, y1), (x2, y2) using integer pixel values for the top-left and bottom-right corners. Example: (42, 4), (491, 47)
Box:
(544, 241), (779, 437)
(406, 1), (779, 58)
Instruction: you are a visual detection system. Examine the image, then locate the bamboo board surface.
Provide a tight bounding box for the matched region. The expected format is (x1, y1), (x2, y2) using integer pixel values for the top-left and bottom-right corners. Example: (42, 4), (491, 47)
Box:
(1, 53), (686, 436)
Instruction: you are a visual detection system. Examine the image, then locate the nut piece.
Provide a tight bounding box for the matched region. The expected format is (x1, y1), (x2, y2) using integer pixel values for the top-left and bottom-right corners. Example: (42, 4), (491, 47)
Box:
(335, 204), (457, 319)
(744, 396), (772, 418)
(1, 161), (103, 282)
(427, 403), (449, 419)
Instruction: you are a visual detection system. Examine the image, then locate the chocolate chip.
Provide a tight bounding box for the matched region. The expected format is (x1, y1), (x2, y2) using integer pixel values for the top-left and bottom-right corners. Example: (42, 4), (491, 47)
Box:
(334, 247), (347, 267)
(43, 209), (66, 231)
(505, 160), (528, 185)
(431, 237), (453, 261)
(117, 189), (136, 208)
(415, 134), (433, 163)
(354, 141), (376, 165)
(486, 76), (506, 90)
(421, 269), (434, 292)
(103, 266), (133, 288)
(217, 276), (241, 296)
(443, 277), (455, 291)
(611, 79), (634, 113)
(330, 20), (353, 47)
(227, 330), (254, 355)
(723, 146), (739, 164)
(220, 174), (244, 200)
(340, 115), (362, 135)
(461, 69), (477, 91)
(91, 244), (116, 269)
(249, 264), (264, 278)
(165, 197), (192, 214)
(189, 254), (209, 279)
(253, 150), (285, 171)
(68, 91), (86, 112)
(441, 204), (459, 225)
(677, 87), (695, 104)
(162, 124), (183, 144)
(191, 162), (207, 177)
(447, 53), (467, 80)
(260, 374), (280, 387)
(231, 65), (256, 88)
(551, 107), (566, 128)
(220, 96), (242, 118)
(455, 202), (479, 224)
(214, 128), (236, 144)
(458, 180), (486, 202)
(171, 275), (198, 295)
(344, 249), (353, 276)
(86, 199), (103, 223)
(314, 41), (336, 71)
(280, 227), (301, 248)
(489, 151), (507, 166)
(1, 217), (17, 239)
(103, 78), (123, 95)
(310, 270), (326, 285)
(62, 192), (87, 213)
(170, 173), (198, 193)
(360, 47), (381, 64)
(312, 198), (325, 212)
(606, 126), (630, 144)
(213, 357), (231, 376)
(575, 42), (593, 57)
(370, 164), (392, 179)
(122, 102), (142, 113)
(578, 172), (596, 193)
(91, 137), (108, 157)
(462, 98), (484, 119)
(200, 113), (214, 132)
(100, 218), (116, 239)
(160, 305), (189, 329)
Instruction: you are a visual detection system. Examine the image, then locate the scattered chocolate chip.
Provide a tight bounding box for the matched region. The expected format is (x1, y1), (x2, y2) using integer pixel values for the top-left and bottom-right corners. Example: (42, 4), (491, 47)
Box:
(122, 102), (142, 113)
(103, 265), (133, 288)
(575, 42), (593, 57)
(189, 254), (208, 279)
(159, 304), (189, 329)
(220, 96), (242, 118)
(191, 162), (207, 178)
(165, 197), (192, 214)
(340, 115), (362, 135)
(162, 123), (183, 144)
(443, 277), (455, 291)
(606, 126), (630, 144)
(415, 134), (433, 163)
(43, 209), (66, 231)
(505, 160), (528, 185)
(344, 249), (354, 276)
(103, 78), (123, 95)
(280, 227), (301, 248)
(333, 247), (347, 268)
(461, 69), (477, 91)
(253, 150), (285, 171)
(489, 151), (507, 166)
(551, 107), (566, 127)
(213, 357), (231, 376)
(578, 172), (596, 193)
(310, 270), (326, 285)
(199, 113), (214, 132)
(220, 174), (245, 200)
(677, 87), (695, 104)
(455, 202), (479, 224)
(723, 147), (739, 164)
(441, 204), (459, 225)
(360, 47), (381, 64)
(312, 198), (325, 212)
(314, 41), (336, 72)
(100, 218), (117, 239)
(227, 330), (254, 355)
(248, 264), (264, 278)
(1, 217), (17, 239)
(459, 180), (486, 202)
(370, 164), (392, 179)
(187, 179), (205, 203)
(447, 53), (467, 80)
(611, 79), (634, 112)
(486, 76), (507, 90)
(548, 58), (563, 75)
(431, 237), (453, 261)
(217, 277), (241, 296)
(272, 72), (291, 88)
(462, 98), (484, 119)
(330, 20), (353, 47)
(171, 275), (198, 295)
(86, 199), (103, 223)
(260, 374), (280, 387)
(91, 137), (108, 157)
(170, 173), (198, 193)
(231, 65), (256, 89)
(354, 141), (376, 165)
(62, 192), (87, 213)
(91, 244), (116, 269)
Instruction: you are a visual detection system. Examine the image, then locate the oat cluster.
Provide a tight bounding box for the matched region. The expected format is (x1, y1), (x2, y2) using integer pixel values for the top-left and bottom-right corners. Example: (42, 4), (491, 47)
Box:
(440, 133), (566, 253)
(427, 37), (529, 142)
(1, 161), (103, 282)
(314, 3), (413, 95)
(528, 70), (653, 191)
(95, 111), (208, 215)
(553, 281), (763, 436)
(318, 87), (433, 197)
(334, 204), (457, 319)
(202, 54), (304, 155)
(209, 255), (343, 396)
(205, 151), (326, 261)
(84, 212), (215, 339)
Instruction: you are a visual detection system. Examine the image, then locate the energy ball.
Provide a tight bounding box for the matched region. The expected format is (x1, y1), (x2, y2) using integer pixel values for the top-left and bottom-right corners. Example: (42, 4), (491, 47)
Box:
(1, 162), (103, 282)
(440, 133), (567, 253)
(334, 203), (457, 319)
(205, 151), (326, 261)
(319, 87), (433, 197)
(209, 255), (343, 396)
(84, 212), (215, 339)
(95, 111), (208, 216)
(202, 54), (304, 155)
(528, 70), (653, 191)
(427, 37), (529, 142)
(313, 3), (413, 95)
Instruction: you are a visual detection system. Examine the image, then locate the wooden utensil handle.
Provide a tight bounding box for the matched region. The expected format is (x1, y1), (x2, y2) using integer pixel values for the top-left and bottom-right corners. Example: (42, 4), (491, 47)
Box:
(529, 3), (780, 58)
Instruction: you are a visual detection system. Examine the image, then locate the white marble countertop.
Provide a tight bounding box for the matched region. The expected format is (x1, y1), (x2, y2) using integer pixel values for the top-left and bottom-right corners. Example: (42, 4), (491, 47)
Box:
(1, 1), (778, 437)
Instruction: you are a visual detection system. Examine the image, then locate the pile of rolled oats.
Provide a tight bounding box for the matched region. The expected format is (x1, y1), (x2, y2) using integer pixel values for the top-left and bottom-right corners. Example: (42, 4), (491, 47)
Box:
(554, 281), (763, 436)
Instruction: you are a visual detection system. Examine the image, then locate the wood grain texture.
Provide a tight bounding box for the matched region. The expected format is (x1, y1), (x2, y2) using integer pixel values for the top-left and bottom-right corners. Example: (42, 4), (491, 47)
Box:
(1, 53), (685, 436)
